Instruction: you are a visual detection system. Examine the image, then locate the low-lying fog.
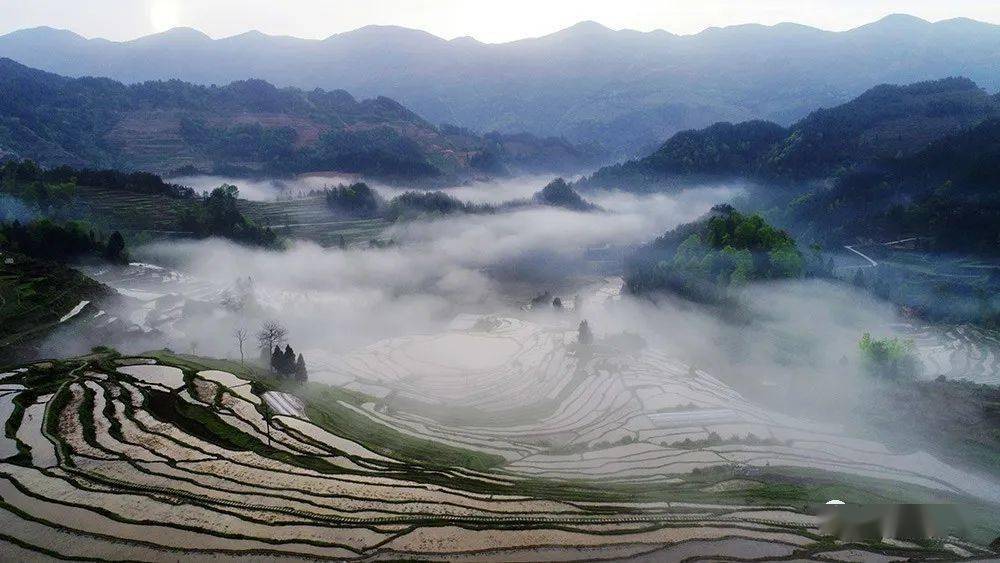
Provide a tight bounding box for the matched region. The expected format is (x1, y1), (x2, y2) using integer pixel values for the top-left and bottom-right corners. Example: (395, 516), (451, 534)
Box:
(48, 176), (957, 430)
(101, 180), (743, 352)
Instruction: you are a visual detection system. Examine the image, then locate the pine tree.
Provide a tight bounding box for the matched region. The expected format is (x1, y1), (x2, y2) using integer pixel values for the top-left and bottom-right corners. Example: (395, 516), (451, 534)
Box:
(104, 231), (128, 264)
(578, 320), (594, 346)
(283, 345), (295, 375)
(270, 346), (283, 375)
(295, 353), (308, 382)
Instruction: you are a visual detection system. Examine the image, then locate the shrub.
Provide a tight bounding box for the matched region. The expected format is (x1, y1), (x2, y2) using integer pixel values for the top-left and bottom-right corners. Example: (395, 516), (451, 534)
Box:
(859, 332), (922, 379)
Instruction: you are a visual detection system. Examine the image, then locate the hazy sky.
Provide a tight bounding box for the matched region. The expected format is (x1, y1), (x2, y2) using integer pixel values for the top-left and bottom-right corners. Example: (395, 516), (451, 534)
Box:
(3, 0), (1000, 42)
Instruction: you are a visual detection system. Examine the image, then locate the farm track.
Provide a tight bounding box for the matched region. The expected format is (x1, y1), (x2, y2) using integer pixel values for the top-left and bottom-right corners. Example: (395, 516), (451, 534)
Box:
(843, 245), (878, 268)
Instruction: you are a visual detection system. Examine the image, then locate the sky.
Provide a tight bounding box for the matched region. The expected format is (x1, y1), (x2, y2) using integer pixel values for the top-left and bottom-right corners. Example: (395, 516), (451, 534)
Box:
(2, 0), (999, 42)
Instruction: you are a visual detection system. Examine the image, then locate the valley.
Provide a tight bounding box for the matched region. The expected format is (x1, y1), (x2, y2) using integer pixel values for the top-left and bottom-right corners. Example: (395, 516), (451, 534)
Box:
(2, 6), (1000, 559)
(3, 153), (1000, 558)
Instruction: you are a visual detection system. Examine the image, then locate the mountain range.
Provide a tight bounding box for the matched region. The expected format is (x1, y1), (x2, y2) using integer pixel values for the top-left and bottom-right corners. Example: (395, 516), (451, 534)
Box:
(580, 77), (1000, 256)
(0, 58), (600, 181)
(583, 77), (1000, 189)
(2, 15), (1000, 156)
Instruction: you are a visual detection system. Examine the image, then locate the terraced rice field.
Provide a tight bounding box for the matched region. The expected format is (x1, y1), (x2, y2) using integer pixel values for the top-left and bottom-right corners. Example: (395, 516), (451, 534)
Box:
(71, 185), (199, 233)
(238, 196), (388, 247)
(894, 322), (1000, 385)
(70, 262), (219, 344)
(72, 186), (385, 247)
(2, 346), (995, 559)
(319, 316), (1000, 502)
(0, 254), (114, 362)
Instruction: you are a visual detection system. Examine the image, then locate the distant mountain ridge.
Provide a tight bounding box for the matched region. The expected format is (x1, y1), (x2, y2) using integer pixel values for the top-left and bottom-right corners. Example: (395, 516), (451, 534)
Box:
(0, 58), (600, 180)
(582, 77), (1000, 189)
(2, 15), (1000, 156)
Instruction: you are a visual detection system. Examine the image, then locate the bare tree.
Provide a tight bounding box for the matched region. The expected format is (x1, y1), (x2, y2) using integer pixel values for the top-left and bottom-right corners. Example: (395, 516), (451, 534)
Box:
(256, 321), (288, 362)
(221, 276), (257, 312)
(234, 328), (248, 365)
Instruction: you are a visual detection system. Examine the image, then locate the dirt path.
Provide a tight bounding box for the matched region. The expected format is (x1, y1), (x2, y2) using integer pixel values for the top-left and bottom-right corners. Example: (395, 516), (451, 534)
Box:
(843, 245), (878, 267)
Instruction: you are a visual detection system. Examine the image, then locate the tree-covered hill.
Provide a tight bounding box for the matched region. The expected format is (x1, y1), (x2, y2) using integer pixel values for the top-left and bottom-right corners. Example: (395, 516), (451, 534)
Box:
(763, 77), (998, 181)
(583, 78), (999, 191)
(1, 160), (278, 249)
(625, 205), (818, 303)
(582, 78), (1000, 256)
(0, 58), (601, 182)
(318, 177), (600, 222)
(532, 178), (600, 211)
(769, 118), (1000, 255)
(580, 121), (786, 190)
(0, 251), (115, 364)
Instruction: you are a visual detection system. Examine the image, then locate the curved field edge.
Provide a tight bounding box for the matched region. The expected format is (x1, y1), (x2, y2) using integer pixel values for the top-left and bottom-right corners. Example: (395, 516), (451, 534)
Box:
(1, 350), (998, 554)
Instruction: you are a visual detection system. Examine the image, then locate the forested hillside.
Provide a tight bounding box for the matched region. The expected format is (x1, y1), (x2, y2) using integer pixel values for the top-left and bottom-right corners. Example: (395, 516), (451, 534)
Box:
(625, 204), (815, 303)
(763, 77), (998, 181)
(767, 118), (1000, 255)
(584, 78), (999, 190)
(0, 59), (601, 181)
(581, 121), (786, 190)
(0, 160), (278, 249)
(583, 78), (1000, 255)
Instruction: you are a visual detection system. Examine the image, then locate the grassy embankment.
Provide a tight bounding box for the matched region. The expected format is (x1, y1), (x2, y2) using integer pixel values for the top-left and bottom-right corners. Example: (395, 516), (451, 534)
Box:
(0, 254), (112, 364)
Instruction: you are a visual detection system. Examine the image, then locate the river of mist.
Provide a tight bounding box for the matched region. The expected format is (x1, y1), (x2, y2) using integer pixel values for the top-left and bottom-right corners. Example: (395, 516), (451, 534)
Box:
(51, 177), (915, 401)
(39, 176), (989, 485)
